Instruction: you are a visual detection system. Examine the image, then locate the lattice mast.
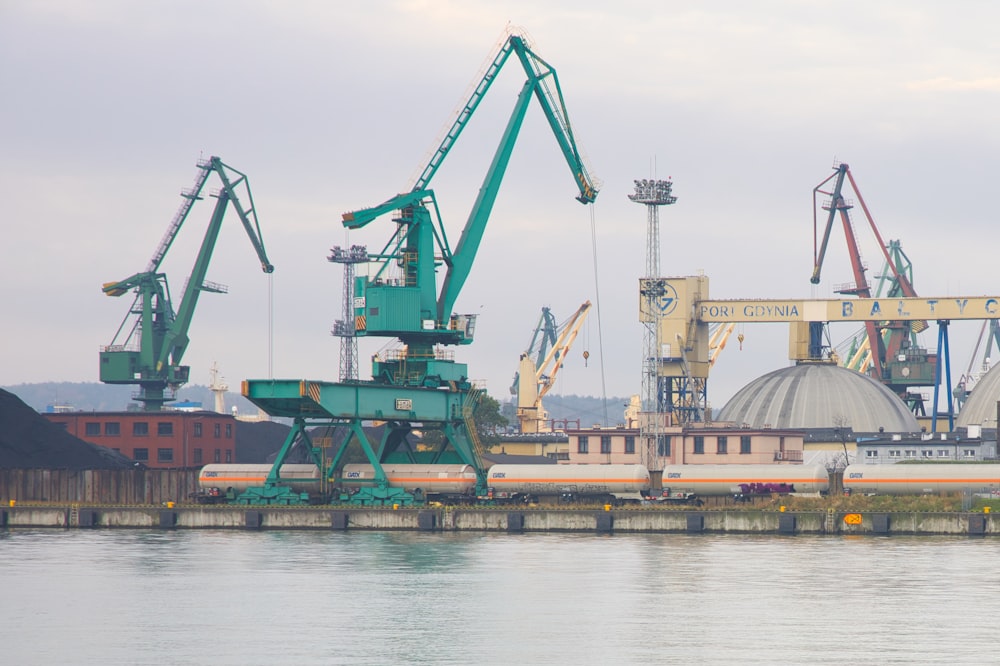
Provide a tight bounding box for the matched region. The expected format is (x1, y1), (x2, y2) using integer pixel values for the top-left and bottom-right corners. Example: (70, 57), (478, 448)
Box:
(628, 179), (676, 466)
(329, 245), (368, 381)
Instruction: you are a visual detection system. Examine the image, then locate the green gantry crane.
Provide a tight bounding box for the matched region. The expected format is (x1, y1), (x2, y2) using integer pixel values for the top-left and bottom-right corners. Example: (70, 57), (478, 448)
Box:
(241, 33), (598, 505)
(100, 157), (273, 411)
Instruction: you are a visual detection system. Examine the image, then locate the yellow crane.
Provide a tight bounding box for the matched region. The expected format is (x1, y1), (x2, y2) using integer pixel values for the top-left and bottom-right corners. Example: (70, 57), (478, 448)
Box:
(516, 301), (591, 433)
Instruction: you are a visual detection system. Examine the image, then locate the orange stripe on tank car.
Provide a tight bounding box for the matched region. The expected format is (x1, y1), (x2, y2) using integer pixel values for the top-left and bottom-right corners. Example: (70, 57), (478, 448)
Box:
(200, 476), (266, 483)
(674, 478), (821, 484)
(845, 478), (1000, 484)
(202, 476), (315, 483)
(384, 476), (473, 484)
(488, 478), (645, 485)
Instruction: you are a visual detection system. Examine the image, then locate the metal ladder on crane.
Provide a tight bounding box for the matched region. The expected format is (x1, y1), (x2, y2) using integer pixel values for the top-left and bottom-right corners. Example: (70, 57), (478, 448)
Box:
(145, 158), (214, 272)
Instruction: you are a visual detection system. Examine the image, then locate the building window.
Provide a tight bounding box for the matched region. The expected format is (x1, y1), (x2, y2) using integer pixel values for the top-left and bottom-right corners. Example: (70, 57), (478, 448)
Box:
(157, 422), (173, 437)
(889, 450), (901, 458)
(214, 448), (221, 463)
(194, 448), (203, 465)
(134, 448), (149, 462)
(85, 422), (101, 437)
(904, 449), (916, 458)
(193, 422), (202, 437)
(53, 421), (69, 431)
(214, 423), (221, 438)
(658, 436), (671, 457)
(921, 450), (933, 458)
(132, 422), (148, 436)
(938, 450), (949, 458)
(157, 448), (174, 463)
(225, 423), (232, 438)
(693, 436), (705, 454)
(717, 436), (728, 454)
(600, 435), (611, 454)
(866, 449), (878, 458)
(964, 449), (976, 458)
(225, 449), (233, 463)
(740, 435), (751, 454)
(578, 436), (589, 454)
(624, 436), (635, 454)
(104, 422), (120, 436)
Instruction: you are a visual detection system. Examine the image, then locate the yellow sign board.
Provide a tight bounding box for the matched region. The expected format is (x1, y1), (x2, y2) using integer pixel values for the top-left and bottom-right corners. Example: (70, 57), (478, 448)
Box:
(843, 513), (863, 525)
(695, 297), (1000, 323)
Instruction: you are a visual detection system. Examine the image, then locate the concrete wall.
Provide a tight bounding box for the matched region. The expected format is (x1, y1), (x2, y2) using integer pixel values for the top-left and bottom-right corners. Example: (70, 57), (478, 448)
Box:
(1, 505), (995, 535)
(0, 468), (200, 505)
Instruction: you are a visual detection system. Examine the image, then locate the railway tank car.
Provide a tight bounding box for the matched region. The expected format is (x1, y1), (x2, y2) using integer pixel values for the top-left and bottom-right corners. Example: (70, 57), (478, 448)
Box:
(339, 464), (477, 499)
(486, 463), (651, 502)
(661, 464), (830, 496)
(843, 464), (1000, 495)
(340, 463), (652, 503)
(197, 464), (322, 494)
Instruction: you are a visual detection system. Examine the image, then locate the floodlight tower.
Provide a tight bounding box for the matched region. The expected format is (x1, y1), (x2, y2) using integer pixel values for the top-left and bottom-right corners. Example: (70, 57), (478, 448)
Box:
(629, 178), (677, 468)
(329, 244), (369, 381)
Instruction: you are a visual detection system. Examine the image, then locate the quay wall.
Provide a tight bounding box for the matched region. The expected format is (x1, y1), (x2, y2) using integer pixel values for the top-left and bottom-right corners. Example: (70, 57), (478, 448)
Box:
(0, 468), (199, 506)
(0, 505), (995, 536)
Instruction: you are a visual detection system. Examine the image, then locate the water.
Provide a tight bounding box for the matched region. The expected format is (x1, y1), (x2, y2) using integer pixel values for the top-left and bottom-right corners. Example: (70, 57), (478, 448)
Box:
(1, 529), (998, 665)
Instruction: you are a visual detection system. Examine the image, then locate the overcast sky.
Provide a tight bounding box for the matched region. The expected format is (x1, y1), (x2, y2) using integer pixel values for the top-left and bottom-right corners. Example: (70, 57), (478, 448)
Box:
(3, 1), (999, 419)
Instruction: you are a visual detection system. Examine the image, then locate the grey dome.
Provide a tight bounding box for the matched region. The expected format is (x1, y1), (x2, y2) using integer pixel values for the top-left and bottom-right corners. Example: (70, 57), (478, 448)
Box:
(716, 363), (920, 432)
(957, 364), (1000, 428)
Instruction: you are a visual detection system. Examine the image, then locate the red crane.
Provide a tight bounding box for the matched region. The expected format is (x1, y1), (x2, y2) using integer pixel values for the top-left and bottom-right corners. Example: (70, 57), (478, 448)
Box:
(811, 162), (935, 411)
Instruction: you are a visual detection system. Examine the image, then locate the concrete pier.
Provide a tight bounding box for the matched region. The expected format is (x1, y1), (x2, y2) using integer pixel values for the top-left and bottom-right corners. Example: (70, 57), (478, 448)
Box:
(0, 505), (995, 535)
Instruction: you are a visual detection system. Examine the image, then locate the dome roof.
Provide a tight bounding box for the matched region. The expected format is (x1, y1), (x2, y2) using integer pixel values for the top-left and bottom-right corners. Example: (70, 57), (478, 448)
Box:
(715, 363), (920, 432)
(957, 364), (1000, 429)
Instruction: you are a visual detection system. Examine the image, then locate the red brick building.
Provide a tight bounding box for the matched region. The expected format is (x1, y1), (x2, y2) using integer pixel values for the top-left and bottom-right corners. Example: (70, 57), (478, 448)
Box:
(43, 411), (236, 469)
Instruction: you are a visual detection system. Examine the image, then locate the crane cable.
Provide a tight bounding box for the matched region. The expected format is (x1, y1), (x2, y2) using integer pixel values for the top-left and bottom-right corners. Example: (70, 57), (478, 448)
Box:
(588, 203), (609, 427)
(268, 272), (274, 379)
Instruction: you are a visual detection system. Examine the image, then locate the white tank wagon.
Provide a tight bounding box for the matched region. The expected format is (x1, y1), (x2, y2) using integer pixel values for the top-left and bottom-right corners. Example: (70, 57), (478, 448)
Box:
(486, 464), (651, 501)
(197, 464), (322, 493)
(843, 464), (1000, 495)
(339, 464), (478, 496)
(661, 464), (830, 496)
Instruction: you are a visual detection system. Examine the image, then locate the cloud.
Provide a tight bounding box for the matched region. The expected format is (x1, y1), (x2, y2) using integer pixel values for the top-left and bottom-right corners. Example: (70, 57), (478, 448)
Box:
(906, 77), (1000, 92)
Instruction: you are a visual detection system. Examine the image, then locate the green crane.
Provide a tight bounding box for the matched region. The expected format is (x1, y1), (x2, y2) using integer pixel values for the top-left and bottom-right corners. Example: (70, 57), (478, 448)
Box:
(100, 157), (273, 411)
(242, 33), (598, 505)
(342, 34), (597, 388)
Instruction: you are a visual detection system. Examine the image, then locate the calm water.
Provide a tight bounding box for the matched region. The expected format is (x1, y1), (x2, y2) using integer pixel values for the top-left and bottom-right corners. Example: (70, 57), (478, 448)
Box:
(1, 529), (998, 665)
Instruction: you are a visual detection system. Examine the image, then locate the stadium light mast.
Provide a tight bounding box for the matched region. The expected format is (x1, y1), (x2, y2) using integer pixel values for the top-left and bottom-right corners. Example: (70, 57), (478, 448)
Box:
(329, 244), (369, 381)
(628, 178), (677, 469)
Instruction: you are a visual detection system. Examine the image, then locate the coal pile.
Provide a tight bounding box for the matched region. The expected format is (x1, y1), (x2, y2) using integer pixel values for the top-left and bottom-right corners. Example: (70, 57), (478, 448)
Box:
(235, 420), (291, 463)
(0, 389), (134, 469)
(237, 421), (394, 465)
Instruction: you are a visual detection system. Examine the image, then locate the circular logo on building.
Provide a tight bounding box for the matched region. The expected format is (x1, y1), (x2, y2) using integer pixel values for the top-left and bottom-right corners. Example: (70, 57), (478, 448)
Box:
(657, 282), (678, 315)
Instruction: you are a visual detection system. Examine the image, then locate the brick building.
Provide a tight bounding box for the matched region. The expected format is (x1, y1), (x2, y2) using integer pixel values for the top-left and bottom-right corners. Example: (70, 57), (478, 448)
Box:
(44, 411), (235, 469)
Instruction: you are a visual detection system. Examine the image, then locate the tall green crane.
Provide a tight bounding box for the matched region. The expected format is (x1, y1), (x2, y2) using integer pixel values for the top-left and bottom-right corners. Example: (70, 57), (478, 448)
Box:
(100, 157), (273, 411)
(242, 33), (598, 505)
(342, 34), (597, 389)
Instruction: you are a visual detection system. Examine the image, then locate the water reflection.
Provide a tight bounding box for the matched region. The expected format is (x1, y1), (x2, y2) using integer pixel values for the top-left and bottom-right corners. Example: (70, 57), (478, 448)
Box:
(1, 530), (998, 665)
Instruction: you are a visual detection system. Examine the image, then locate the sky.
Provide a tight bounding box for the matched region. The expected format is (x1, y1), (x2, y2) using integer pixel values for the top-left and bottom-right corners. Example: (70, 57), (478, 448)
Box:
(3, 1), (1000, 421)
